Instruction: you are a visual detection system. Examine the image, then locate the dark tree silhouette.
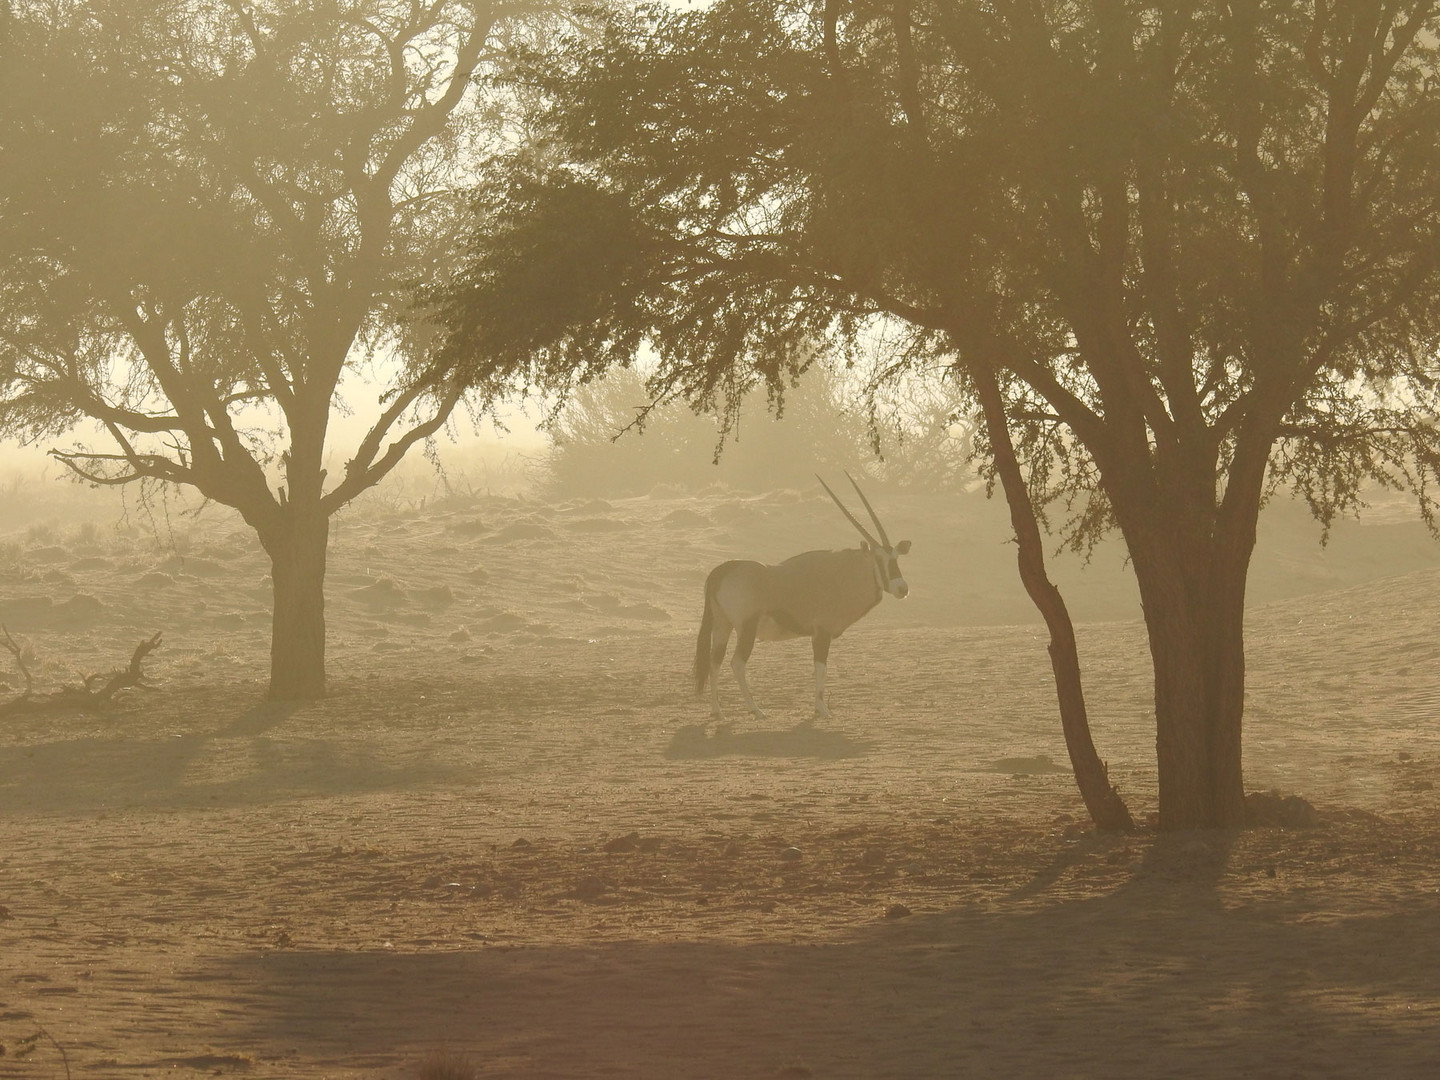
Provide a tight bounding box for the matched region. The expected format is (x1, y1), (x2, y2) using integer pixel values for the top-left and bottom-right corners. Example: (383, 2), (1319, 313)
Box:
(434, 0), (1440, 829)
(0, 0), (543, 699)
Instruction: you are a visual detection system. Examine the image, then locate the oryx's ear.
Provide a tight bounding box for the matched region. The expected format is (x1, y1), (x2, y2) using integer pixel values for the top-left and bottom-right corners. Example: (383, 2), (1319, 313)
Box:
(861, 540), (871, 551)
(896, 540), (912, 555)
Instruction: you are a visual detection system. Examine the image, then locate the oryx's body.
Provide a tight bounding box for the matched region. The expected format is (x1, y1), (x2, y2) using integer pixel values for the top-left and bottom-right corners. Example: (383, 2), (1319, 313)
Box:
(693, 475), (910, 722)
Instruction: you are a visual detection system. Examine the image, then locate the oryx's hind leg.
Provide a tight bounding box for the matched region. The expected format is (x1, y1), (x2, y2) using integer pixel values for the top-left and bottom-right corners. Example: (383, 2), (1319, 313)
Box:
(732, 615), (767, 720)
(811, 631), (833, 720)
(708, 611), (733, 721)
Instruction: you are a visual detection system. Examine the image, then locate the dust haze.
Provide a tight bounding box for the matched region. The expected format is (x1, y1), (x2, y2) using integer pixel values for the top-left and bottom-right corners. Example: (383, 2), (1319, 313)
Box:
(2, 421), (1439, 1077)
(5, 0), (1440, 1075)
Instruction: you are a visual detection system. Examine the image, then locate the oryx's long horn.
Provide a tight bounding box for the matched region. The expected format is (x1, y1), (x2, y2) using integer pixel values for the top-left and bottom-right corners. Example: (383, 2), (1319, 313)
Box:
(845, 470), (891, 548)
(816, 473), (879, 547)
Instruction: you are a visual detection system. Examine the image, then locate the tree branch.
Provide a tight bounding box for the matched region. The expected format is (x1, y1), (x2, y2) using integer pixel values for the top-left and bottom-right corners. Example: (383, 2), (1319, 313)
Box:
(321, 380), (464, 513)
(892, 0), (925, 138)
(50, 442), (194, 488)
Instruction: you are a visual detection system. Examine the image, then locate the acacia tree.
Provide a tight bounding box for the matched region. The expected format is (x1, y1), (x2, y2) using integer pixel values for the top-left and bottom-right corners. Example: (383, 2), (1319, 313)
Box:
(0, 0), (543, 699)
(434, 0), (1440, 828)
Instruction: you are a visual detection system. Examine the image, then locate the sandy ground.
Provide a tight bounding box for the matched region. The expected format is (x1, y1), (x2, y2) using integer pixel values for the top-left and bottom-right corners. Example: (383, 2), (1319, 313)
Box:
(1, 482), (1439, 1078)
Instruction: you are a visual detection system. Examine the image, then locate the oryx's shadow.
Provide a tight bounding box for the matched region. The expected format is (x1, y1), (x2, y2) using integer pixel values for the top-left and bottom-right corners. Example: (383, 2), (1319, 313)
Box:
(664, 722), (872, 760)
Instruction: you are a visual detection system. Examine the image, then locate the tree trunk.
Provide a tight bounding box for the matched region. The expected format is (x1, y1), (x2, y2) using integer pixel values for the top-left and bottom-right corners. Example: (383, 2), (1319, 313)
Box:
(1207, 530), (1251, 826)
(262, 508), (330, 700)
(975, 368), (1134, 831)
(1126, 516), (1253, 831)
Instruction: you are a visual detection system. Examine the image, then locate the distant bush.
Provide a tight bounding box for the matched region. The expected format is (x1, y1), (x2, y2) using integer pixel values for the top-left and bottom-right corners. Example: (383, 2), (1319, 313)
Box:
(343, 442), (539, 516)
(541, 365), (973, 498)
(68, 520), (103, 549)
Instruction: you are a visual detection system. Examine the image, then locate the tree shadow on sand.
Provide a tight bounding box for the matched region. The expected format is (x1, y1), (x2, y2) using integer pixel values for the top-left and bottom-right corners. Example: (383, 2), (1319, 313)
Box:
(1010, 826), (1236, 902)
(0, 731), (472, 813)
(664, 721), (871, 760)
(218, 699), (300, 737)
(0, 693), (469, 813)
(187, 833), (1440, 1080)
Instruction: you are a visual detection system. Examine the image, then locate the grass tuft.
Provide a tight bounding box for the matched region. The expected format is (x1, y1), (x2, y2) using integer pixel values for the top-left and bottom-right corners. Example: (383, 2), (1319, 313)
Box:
(416, 1049), (478, 1080)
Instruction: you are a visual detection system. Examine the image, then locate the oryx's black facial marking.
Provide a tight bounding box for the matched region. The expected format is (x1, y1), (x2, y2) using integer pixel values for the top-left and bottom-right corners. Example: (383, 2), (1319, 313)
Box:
(868, 541), (911, 599)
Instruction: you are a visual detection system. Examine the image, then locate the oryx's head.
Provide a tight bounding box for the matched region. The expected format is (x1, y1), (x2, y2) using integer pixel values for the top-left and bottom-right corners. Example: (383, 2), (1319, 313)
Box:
(817, 472), (912, 599)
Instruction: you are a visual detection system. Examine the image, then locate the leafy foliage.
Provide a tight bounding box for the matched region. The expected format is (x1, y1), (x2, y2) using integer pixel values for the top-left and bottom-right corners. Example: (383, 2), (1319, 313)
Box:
(0, 0), (548, 696)
(0, 0), (528, 514)
(433, 0), (1440, 827)
(436, 0), (1440, 539)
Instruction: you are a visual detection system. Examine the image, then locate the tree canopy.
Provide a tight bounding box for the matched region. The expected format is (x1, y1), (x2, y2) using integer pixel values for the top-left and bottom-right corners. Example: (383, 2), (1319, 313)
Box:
(435, 0), (1440, 827)
(0, 0), (544, 697)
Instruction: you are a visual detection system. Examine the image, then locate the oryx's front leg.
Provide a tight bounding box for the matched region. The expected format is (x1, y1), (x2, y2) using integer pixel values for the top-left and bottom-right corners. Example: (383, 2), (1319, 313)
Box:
(812, 631), (832, 720)
(732, 616), (767, 720)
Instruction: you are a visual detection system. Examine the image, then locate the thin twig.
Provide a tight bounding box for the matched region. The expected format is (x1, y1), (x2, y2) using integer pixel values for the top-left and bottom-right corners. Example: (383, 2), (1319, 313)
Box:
(36, 1026), (72, 1080)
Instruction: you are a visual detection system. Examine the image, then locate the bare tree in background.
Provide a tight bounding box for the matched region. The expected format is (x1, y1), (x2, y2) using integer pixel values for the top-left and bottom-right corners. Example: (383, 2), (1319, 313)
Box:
(0, 0), (545, 698)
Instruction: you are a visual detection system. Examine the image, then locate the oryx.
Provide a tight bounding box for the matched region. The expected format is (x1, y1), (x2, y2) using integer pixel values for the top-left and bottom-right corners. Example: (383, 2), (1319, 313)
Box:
(692, 473), (911, 722)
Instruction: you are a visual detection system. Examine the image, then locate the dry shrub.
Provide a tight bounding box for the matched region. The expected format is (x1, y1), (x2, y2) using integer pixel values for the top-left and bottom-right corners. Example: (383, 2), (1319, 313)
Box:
(416, 1049), (478, 1080)
(542, 364), (977, 498)
(1244, 790), (1320, 828)
(542, 365), (932, 498)
(68, 520), (102, 548)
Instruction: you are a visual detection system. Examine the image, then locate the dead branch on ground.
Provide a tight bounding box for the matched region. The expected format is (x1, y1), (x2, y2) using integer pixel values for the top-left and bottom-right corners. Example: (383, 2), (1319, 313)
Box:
(0, 628), (162, 717)
(1, 625), (35, 698)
